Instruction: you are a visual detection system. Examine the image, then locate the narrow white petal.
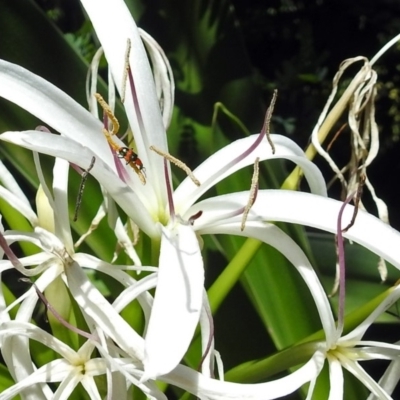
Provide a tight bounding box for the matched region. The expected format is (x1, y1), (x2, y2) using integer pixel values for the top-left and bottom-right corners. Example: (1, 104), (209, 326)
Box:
(199, 292), (215, 377)
(198, 220), (336, 345)
(164, 350), (325, 400)
(112, 273), (157, 319)
(143, 223), (204, 379)
(327, 356), (344, 400)
(113, 216), (142, 265)
(65, 260), (145, 360)
(0, 59), (110, 160)
(0, 185), (38, 225)
(340, 359), (392, 400)
(53, 371), (83, 400)
(53, 158), (74, 253)
(340, 284), (400, 343)
(139, 28), (175, 129)
(0, 359), (74, 400)
(174, 134), (327, 215)
(191, 190), (400, 273)
(1, 269), (63, 392)
(0, 160), (32, 209)
(368, 347), (400, 400)
(0, 321), (78, 360)
(80, 0), (168, 198)
(72, 252), (154, 320)
(1, 130), (158, 236)
(80, 375), (102, 400)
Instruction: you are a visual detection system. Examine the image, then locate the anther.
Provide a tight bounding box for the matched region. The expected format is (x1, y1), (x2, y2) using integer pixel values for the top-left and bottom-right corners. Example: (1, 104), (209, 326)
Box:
(241, 157), (259, 231)
(264, 90), (277, 154)
(150, 145), (200, 186)
(342, 173), (365, 232)
(94, 93), (120, 135)
(73, 156), (96, 222)
(121, 39), (131, 103)
(188, 210), (203, 225)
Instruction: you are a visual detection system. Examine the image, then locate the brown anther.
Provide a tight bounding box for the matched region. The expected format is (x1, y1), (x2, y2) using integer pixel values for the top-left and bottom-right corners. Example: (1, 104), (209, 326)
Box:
(150, 145), (201, 186)
(241, 157), (260, 231)
(342, 173), (365, 232)
(264, 90), (277, 154)
(121, 39), (131, 104)
(94, 93), (120, 135)
(73, 156), (96, 222)
(188, 210), (203, 225)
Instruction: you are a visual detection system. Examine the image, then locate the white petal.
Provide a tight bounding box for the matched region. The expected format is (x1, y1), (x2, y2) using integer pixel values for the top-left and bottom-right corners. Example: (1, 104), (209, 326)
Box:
(340, 283), (400, 343)
(143, 223), (204, 379)
(0, 321), (78, 361)
(191, 190), (400, 273)
(340, 359), (392, 400)
(73, 252), (154, 320)
(198, 220), (336, 345)
(0, 160), (32, 210)
(164, 350), (325, 400)
(0, 185), (38, 226)
(368, 348), (400, 399)
(0, 59), (110, 160)
(65, 260), (145, 360)
(327, 356), (344, 400)
(113, 215), (142, 266)
(174, 134), (327, 215)
(1, 130), (158, 236)
(139, 28), (175, 129)
(53, 371), (83, 400)
(80, 375), (102, 400)
(0, 266), (64, 400)
(0, 359), (74, 400)
(199, 292), (215, 377)
(112, 273), (157, 319)
(53, 157), (74, 253)
(80, 0), (168, 198)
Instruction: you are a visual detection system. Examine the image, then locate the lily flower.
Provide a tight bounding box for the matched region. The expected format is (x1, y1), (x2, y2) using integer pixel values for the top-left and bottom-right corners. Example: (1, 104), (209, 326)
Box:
(0, 157), (156, 396)
(190, 190), (400, 398)
(0, 321), (165, 400)
(0, 0), (329, 380)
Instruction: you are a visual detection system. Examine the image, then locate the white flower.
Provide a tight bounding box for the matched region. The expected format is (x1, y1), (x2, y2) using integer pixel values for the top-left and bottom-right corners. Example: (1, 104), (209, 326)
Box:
(4, 2), (400, 399)
(191, 190), (400, 398)
(0, 0), (328, 380)
(0, 158), (155, 396)
(0, 321), (166, 400)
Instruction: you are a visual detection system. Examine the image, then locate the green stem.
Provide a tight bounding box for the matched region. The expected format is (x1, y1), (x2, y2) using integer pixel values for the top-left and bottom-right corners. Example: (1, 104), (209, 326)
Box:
(208, 237), (262, 314)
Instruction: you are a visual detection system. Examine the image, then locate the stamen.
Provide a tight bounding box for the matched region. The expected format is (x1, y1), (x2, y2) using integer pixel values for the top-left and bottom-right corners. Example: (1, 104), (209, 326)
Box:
(73, 156), (96, 222)
(163, 157), (175, 219)
(204, 91), (278, 188)
(342, 174), (365, 232)
(263, 90), (277, 154)
(94, 93), (120, 135)
(150, 145), (201, 186)
(121, 39), (131, 104)
(241, 157), (260, 231)
(188, 210), (203, 225)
